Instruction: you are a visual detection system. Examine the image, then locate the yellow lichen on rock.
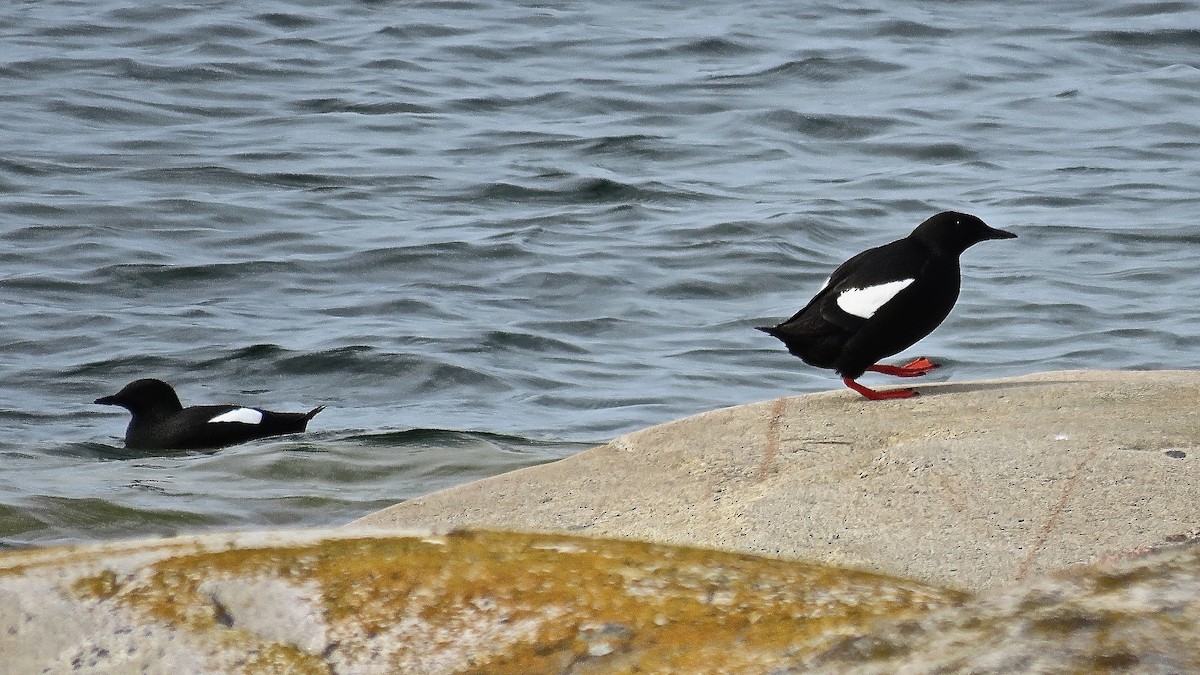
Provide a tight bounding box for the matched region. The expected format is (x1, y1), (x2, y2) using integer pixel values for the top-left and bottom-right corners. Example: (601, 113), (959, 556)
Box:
(54, 529), (962, 673)
(71, 568), (122, 602)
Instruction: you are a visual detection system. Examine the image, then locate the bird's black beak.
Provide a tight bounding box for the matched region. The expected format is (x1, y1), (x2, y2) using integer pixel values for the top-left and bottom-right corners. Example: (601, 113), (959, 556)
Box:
(984, 226), (1017, 240)
(94, 395), (118, 406)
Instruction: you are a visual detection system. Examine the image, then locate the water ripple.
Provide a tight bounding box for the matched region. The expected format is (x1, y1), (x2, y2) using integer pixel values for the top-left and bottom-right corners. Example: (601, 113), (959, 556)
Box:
(1, 0), (1198, 546)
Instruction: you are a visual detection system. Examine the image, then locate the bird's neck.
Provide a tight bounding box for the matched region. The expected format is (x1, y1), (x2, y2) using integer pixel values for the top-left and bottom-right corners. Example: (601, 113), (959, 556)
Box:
(909, 235), (961, 259)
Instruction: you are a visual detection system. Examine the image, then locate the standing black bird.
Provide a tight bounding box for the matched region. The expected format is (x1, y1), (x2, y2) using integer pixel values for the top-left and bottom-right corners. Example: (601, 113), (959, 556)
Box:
(757, 211), (1016, 400)
(95, 378), (325, 450)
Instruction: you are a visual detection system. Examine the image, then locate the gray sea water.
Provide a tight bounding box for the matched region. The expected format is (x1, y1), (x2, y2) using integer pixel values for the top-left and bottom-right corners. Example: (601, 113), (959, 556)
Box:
(1, 0), (1198, 548)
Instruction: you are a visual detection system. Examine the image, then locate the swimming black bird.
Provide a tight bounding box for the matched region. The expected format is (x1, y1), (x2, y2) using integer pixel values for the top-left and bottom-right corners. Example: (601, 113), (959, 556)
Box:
(95, 378), (325, 450)
(757, 211), (1016, 400)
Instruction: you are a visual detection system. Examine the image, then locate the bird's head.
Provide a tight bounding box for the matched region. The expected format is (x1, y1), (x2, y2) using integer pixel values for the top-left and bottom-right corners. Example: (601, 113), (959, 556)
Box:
(911, 211), (1016, 255)
(95, 378), (185, 418)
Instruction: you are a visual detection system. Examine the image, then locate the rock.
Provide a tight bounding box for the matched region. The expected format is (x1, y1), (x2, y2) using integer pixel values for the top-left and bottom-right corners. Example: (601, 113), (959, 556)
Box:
(795, 538), (1200, 673)
(352, 370), (1200, 591)
(0, 529), (960, 673)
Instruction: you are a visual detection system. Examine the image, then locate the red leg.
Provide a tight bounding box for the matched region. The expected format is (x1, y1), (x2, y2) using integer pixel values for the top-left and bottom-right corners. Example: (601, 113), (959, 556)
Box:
(843, 377), (918, 400)
(867, 357), (939, 378)
(900, 356), (939, 372)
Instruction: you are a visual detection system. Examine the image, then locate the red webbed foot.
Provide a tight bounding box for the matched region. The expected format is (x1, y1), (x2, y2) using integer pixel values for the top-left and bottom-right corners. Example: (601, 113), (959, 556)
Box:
(866, 357), (940, 378)
(843, 377), (918, 400)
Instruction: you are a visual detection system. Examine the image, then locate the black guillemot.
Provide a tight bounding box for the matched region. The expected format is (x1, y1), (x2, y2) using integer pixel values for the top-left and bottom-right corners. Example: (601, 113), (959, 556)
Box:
(95, 378), (325, 450)
(757, 211), (1016, 400)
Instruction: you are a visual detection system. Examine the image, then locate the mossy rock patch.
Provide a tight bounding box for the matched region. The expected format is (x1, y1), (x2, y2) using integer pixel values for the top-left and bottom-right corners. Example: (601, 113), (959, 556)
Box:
(2, 529), (960, 673)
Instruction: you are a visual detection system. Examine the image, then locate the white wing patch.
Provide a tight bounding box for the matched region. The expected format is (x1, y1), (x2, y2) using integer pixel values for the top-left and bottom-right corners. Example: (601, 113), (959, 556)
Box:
(835, 278), (915, 319)
(208, 408), (263, 425)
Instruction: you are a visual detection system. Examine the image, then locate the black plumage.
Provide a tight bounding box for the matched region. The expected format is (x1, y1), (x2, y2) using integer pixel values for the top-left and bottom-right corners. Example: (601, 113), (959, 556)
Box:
(95, 378), (325, 450)
(758, 211), (1016, 400)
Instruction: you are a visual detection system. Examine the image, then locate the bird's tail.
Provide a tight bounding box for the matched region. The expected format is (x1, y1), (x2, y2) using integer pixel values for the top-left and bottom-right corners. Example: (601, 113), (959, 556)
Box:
(304, 406), (326, 422)
(756, 323), (824, 362)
